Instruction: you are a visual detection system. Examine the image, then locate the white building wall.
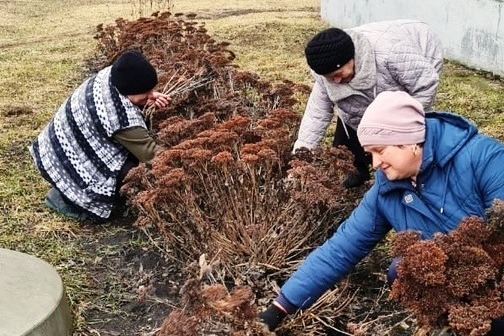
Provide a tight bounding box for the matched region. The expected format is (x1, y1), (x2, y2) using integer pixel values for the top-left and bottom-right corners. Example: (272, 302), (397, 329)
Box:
(321, 0), (504, 76)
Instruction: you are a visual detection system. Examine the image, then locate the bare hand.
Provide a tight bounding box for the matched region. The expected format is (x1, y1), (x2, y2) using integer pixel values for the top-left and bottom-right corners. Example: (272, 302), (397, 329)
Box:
(147, 91), (170, 109)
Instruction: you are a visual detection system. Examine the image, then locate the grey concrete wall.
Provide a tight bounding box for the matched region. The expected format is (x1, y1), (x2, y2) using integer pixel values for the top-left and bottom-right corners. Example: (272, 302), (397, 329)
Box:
(321, 0), (504, 76)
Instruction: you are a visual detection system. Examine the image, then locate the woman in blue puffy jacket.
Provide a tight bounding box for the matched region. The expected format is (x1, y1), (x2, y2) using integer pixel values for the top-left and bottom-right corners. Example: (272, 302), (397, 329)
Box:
(260, 91), (504, 334)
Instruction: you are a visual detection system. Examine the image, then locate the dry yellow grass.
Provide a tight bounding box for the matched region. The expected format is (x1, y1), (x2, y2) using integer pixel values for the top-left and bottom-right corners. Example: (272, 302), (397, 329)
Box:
(172, 0), (325, 83)
(1, 0), (502, 334)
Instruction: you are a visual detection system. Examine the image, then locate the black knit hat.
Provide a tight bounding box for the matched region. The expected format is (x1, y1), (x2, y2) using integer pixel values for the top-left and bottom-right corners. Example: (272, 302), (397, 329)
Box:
(111, 50), (158, 95)
(304, 28), (355, 75)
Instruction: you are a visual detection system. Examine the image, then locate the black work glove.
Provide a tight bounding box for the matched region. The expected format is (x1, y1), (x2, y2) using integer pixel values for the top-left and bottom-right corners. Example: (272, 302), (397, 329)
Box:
(259, 304), (288, 332)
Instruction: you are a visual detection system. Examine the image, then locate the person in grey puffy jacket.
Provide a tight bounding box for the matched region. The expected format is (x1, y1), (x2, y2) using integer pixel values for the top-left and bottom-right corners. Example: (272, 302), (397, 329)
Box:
(262, 91), (504, 334)
(294, 20), (443, 188)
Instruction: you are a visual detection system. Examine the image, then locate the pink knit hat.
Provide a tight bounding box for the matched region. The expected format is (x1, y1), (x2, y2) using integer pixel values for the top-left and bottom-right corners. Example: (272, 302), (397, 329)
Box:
(357, 91), (425, 146)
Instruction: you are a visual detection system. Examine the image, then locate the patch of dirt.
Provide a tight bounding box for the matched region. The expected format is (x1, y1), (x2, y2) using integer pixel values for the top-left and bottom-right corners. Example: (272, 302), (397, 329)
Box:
(74, 218), (180, 336)
(1, 105), (33, 117)
(194, 7), (319, 20)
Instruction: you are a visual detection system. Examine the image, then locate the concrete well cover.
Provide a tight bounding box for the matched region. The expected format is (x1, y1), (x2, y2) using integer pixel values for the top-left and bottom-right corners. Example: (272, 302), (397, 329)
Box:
(0, 248), (72, 336)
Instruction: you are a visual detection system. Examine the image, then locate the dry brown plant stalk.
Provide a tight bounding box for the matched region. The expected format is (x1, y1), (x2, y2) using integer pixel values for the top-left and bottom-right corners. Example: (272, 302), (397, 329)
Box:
(122, 109), (355, 279)
(142, 71), (215, 120)
(277, 279), (357, 336)
(158, 279), (272, 336)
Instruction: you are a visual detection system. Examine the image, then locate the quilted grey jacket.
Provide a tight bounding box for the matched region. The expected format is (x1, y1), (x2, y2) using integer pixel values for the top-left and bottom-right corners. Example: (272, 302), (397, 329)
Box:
(294, 20), (443, 150)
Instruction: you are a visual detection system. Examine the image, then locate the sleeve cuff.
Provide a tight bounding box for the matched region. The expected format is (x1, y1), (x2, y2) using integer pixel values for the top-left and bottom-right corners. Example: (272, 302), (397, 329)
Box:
(275, 292), (299, 315)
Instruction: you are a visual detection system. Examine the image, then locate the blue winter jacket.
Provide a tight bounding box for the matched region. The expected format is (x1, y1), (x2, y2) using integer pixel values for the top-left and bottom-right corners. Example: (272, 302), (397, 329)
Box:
(278, 112), (504, 311)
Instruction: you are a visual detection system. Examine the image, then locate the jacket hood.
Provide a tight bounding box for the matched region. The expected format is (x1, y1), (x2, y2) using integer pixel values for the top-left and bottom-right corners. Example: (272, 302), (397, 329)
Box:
(422, 112), (477, 168)
(376, 112), (478, 192)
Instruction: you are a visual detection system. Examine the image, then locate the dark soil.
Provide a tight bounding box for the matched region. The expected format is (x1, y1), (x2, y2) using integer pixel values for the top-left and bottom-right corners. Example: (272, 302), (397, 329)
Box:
(74, 218), (180, 336)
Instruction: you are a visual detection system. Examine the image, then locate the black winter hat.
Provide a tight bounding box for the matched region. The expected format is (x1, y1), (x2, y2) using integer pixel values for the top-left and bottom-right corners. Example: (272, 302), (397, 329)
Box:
(111, 50), (158, 95)
(304, 28), (355, 75)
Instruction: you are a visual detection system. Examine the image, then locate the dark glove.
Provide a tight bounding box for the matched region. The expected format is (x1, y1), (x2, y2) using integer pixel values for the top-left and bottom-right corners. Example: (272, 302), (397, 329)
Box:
(259, 303), (288, 331)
